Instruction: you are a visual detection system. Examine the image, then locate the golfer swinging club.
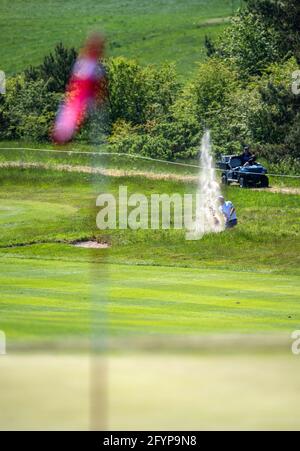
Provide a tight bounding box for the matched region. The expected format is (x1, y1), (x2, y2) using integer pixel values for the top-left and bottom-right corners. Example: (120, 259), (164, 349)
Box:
(218, 195), (237, 229)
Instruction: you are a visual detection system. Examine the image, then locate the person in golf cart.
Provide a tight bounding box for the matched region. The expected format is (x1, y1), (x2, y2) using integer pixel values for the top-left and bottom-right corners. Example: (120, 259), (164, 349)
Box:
(240, 146), (256, 167)
(218, 196), (238, 229)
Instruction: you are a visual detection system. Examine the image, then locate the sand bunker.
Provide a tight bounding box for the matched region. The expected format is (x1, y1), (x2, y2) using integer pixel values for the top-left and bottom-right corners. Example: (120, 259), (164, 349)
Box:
(73, 240), (110, 249)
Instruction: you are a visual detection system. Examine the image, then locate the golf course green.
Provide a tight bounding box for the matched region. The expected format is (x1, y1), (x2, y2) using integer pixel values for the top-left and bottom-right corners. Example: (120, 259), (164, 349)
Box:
(0, 154), (299, 344)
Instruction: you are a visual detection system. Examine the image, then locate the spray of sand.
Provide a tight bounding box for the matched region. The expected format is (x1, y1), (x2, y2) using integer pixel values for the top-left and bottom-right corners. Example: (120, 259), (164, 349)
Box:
(188, 130), (224, 239)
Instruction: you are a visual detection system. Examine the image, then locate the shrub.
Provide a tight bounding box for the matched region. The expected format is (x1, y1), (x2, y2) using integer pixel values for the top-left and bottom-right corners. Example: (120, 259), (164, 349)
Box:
(2, 76), (61, 141)
(216, 10), (282, 80)
(25, 42), (77, 92)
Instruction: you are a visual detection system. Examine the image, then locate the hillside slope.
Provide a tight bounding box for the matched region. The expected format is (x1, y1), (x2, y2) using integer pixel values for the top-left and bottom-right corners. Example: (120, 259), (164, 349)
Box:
(0, 0), (240, 76)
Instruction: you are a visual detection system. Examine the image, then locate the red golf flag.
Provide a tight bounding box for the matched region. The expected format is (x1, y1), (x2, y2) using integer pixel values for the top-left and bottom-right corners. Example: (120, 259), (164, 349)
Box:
(52, 33), (106, 144)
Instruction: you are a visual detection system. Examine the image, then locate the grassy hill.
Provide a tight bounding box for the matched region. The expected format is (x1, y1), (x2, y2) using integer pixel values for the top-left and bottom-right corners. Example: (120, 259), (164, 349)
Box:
(0, 0), (241, 76)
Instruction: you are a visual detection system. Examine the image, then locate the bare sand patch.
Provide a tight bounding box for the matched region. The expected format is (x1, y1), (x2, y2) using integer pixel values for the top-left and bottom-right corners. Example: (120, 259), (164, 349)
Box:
(73, 240), (110, 249)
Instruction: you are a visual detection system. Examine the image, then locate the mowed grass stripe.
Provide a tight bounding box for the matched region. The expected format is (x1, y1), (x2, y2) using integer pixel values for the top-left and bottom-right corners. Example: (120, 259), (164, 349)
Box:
(1, 258), (299, 340)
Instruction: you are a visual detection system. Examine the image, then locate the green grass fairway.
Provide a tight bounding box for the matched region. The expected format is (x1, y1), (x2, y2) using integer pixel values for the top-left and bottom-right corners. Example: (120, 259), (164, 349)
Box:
(108, 264), (300, 336)
(0, 0), (240, 76)
(1, 257), (300, 343)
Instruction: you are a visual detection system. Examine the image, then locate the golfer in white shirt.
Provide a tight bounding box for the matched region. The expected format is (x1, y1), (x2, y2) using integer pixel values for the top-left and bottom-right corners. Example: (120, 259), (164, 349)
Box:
(218, 196), (238, 229)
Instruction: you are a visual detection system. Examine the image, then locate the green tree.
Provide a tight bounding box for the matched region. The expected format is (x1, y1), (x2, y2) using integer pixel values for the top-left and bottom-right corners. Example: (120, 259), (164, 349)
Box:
(142, 63), (180, 121)
(216, 11), (282, 80)
(106, 57), (179, 127)
(187, 57), (242, 153)
(25, 42), (77, 92)
(106, 57), (148, 126)
(2, 76), (61, 141)
(248, 59), (300, 145)
(108, 80), (200, 161)
(191, 58), (239, 121)
(246, 0), (300, 63)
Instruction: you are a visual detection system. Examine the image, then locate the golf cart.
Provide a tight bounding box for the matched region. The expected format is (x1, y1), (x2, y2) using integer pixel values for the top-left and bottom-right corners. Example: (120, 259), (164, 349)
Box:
(218, 155), (269, 188)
